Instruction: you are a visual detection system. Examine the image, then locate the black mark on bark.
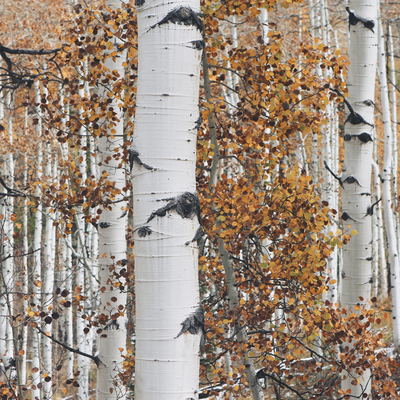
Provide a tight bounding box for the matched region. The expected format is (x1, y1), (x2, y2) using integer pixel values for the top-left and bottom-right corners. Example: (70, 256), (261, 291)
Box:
(333, 90), (374, 127)
(341, 212), (358, 222)
(185, 226), (205, 246)
(343, 132), (373, 143)
(175, 303), (205, 354)
(364, 198), (381, 217)
(346, 7), (375, 32)
(147, 192), (200, 223)
(128, 148), (155, 172)
(150, 7), (204, 32)
(136, 226), (152, 237)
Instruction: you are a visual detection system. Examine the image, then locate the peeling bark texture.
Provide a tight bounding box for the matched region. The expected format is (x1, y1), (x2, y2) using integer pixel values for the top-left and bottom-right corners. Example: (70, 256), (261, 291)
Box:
(146, 192), (200, 223)
(175, 304), (205, 354)
(151, 6), (203, 32)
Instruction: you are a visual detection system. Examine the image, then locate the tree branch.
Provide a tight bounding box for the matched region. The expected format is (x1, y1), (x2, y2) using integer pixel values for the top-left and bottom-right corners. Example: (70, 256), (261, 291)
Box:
(36, 326), (103, 367)
(0, 44), (61, 56)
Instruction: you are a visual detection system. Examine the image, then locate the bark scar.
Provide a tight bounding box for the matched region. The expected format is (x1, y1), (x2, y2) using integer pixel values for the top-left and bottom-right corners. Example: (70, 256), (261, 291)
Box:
(175, 303), (206, 354)
(149, 6), (204, 32)
(146, 192), (201, 223)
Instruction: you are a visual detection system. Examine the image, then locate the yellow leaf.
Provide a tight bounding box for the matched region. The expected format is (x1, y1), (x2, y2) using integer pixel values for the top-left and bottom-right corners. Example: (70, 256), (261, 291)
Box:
(352, 229), (357, 236)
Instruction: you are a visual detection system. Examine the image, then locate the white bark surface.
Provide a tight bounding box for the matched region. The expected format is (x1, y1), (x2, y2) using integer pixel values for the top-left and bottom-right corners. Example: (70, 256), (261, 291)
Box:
(133, 1), (202, 398)
(340, 0), (377, 396)
(32, 81), (43, 400)
(96, 3), (127, 397)
(377, 18), (400, 351)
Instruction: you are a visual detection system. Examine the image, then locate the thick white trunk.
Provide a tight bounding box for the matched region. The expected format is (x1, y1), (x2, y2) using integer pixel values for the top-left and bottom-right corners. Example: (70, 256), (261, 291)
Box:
(377, 18), (400, 351)
(133, 1), (202, 398)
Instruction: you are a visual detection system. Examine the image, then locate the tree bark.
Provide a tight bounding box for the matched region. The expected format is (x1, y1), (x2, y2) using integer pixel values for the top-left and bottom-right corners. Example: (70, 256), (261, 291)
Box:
(340, 0), (378, 396)
(133, 1), (203, 398)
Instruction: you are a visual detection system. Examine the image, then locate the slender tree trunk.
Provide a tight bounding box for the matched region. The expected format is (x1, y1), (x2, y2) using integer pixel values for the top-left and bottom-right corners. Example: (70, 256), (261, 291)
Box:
(96, 2), (127, 398)
(43, 141), (54, 397)
(219, 242), (265, 400)
(32, 80), (43, 400)
(377, 18), (400, 351)
(133, 1), (203, 398)
(340, 0), (377, 396)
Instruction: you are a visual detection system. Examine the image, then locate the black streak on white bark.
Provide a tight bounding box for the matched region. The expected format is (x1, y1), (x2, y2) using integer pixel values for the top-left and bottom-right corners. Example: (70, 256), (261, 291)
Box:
(333, 89), (374, 127)
(128, 148), (156, 172)
(150, 7), (204, 32)
(175, 304), (205, 354)
(343, 132), (373, 143)
(146, 192), (200, 223)
(346, 7), (375, 32)
(136, 225), (152, 237)
(341, 212), (358, 222)
(364, 198), (381, 217)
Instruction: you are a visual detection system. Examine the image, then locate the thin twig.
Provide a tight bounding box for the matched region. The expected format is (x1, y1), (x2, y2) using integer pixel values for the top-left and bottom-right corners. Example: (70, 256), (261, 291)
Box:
(36, 327), (102, 367)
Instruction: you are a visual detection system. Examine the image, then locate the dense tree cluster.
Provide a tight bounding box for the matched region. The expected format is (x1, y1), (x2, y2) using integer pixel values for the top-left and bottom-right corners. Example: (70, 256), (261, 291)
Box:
(0, 0), (399, 399)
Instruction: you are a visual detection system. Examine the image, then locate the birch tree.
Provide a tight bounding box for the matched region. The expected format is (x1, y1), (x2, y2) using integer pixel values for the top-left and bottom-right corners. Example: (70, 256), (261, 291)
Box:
(133, 1), (203, 398)
(377, 18), (400, 351)
(95, 1), (128, 399)
(340, 0), (378, 396)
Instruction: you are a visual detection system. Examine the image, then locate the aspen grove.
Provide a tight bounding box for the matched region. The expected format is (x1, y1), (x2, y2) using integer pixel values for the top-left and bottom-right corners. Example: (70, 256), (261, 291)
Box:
(1, 0), (400, 399)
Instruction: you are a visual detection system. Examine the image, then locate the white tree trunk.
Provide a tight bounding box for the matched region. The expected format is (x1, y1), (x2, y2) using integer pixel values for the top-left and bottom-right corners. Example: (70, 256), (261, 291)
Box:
(388, 26), (400, 286)
(133, 1), (202, 398)
(340, 0), (377, 396)
(377, 18), (400, 351)
(20, 108), (29, 386)
(43, 141), (54, 396)
(96, 2), (127, 398)
(372, 160), (386, 295)
(32, 80), (43, 400)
